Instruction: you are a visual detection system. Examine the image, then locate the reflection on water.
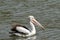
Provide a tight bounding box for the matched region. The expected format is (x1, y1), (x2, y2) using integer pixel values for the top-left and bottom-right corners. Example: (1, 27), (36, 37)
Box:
(12, 36), (37, 40)
(0, 0), (60, 40)
(1, 35), (37, 40)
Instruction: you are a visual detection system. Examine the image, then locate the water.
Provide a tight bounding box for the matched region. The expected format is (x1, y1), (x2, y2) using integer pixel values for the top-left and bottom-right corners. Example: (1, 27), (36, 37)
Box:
(0, 0), (60, 40)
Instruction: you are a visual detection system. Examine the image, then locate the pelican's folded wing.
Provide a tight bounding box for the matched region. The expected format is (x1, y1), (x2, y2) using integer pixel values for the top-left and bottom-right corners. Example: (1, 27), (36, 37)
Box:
(16, 27), (30, 34)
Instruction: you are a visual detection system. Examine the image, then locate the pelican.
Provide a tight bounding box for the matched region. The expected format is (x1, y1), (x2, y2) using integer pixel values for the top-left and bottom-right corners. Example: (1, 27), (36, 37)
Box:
(10, 15), (45, 37)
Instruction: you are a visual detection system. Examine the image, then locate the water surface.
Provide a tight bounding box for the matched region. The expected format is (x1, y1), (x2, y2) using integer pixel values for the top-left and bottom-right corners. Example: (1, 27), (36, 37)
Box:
(0, 0), (60, 40)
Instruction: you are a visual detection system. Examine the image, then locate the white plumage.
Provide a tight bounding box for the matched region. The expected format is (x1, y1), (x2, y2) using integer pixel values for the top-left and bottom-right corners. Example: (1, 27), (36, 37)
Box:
(16, 27), (30, 34)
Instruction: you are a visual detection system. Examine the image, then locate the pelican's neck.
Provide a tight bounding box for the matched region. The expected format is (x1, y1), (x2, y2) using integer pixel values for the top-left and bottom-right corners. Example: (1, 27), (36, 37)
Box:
(29, 21), (36, 35)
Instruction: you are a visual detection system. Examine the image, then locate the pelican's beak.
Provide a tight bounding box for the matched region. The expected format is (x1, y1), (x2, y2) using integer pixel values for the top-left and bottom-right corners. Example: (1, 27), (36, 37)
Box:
(32, 18), (45, 30)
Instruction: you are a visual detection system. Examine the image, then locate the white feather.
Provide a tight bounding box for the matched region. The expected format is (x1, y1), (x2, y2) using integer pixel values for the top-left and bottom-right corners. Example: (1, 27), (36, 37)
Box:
(16, 27), (30, 34)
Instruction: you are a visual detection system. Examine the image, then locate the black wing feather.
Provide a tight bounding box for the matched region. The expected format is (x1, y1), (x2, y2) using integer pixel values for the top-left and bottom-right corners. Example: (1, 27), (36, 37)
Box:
(10, 25), (29, 35)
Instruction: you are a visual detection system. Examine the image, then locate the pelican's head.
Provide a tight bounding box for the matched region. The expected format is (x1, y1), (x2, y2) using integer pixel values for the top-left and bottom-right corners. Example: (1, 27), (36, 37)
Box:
(28, 15), (35, 20)
(28, 15), (45, 30)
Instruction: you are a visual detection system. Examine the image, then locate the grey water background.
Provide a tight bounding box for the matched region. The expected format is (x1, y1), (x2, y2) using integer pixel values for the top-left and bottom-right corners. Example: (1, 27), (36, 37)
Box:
(0, 0), (60, 40)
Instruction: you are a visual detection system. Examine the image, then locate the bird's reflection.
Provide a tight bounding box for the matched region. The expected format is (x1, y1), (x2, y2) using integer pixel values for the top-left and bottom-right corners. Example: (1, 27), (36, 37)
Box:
(10, 35), (37, 40)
